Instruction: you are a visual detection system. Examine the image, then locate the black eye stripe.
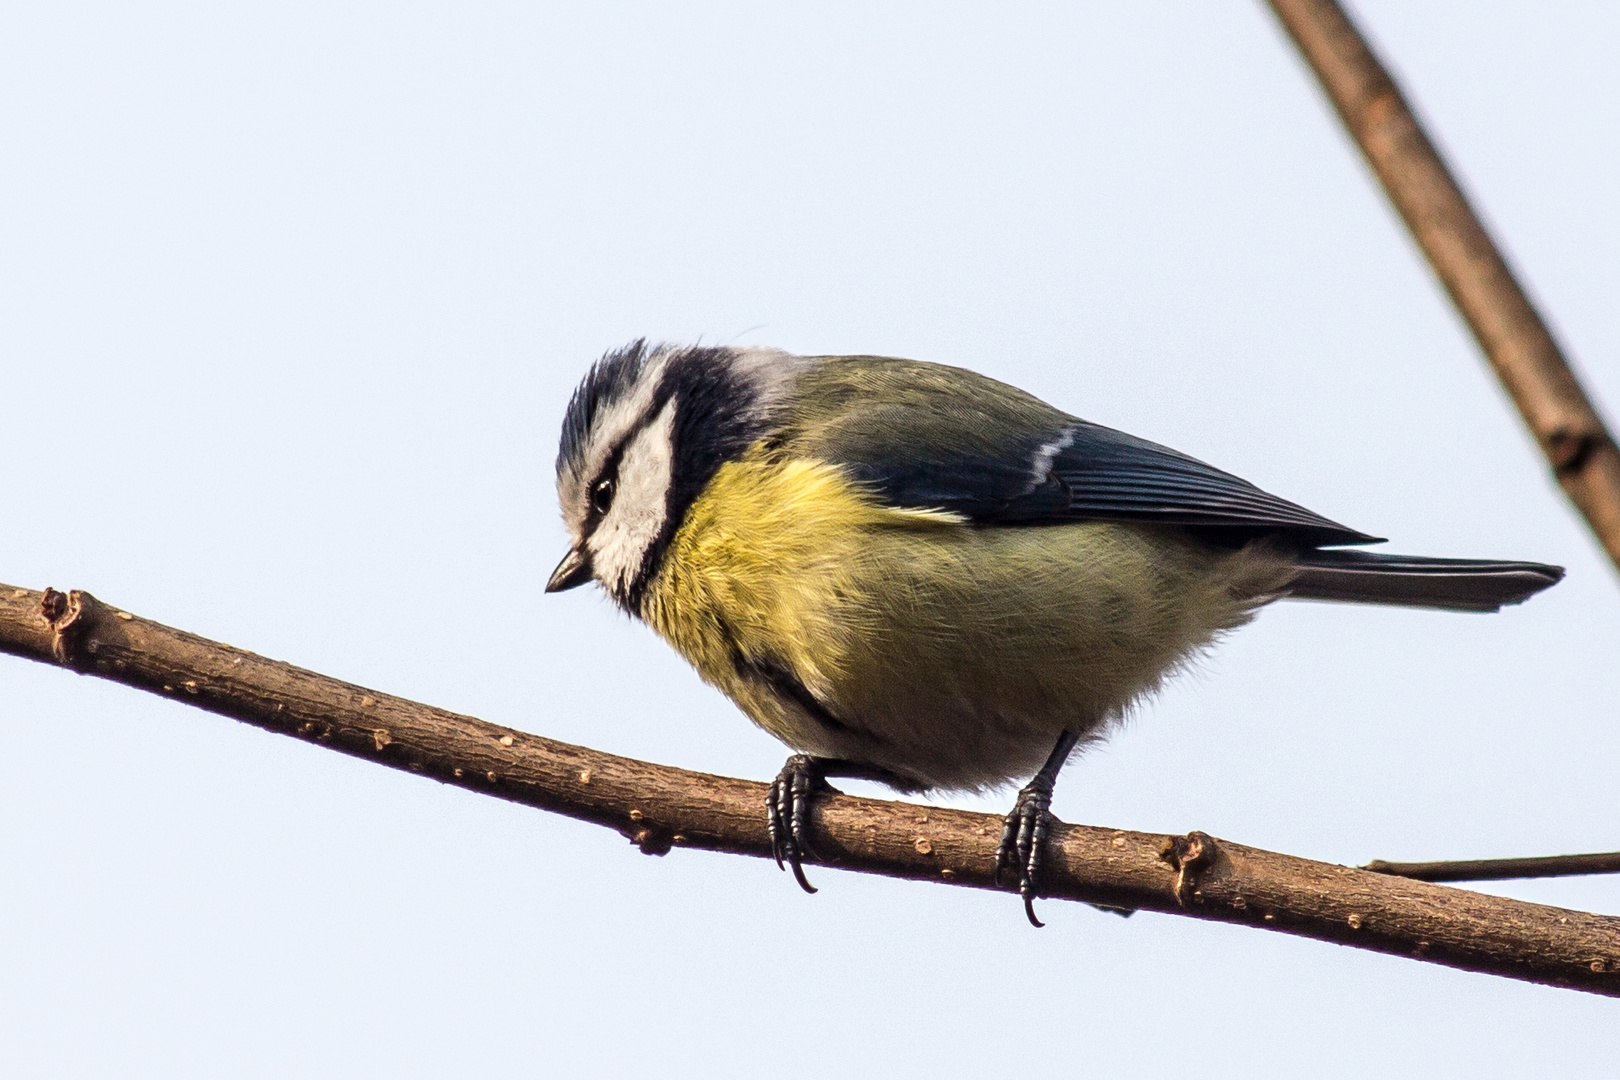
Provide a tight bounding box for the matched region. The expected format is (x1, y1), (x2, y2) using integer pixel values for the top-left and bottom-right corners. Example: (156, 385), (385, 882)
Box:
(582, 389), (676, 525)
(582, 429), (635, 526)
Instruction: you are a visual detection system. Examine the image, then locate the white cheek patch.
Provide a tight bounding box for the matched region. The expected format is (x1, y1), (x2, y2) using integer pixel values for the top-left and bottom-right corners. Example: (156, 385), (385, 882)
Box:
(558, 352), (671, 539)
(587, 400), (677, 596)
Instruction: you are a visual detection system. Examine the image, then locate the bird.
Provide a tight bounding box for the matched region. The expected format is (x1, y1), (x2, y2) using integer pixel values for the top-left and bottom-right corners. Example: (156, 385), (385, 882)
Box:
(546, 340), (1563, 925)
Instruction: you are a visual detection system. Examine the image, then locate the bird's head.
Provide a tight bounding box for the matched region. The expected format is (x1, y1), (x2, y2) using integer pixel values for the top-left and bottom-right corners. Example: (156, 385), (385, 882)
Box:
(549, 340), (800, 611)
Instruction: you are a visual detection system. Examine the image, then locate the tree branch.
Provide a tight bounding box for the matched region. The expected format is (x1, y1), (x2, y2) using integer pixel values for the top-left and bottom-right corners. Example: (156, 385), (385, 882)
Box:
(4, 581), (1618, 995)
(1367, 852), (1620, 884)
(1265, 0), (1620, 574)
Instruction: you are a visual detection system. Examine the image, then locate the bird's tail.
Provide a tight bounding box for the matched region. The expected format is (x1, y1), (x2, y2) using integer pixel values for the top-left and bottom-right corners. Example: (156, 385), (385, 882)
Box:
(1286, 550), (1564, 613)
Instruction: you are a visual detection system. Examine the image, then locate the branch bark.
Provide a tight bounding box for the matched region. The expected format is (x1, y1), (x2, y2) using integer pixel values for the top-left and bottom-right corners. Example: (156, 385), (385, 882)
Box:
(3, 581), (1618, 995)
(1265, 0), (1620, 574)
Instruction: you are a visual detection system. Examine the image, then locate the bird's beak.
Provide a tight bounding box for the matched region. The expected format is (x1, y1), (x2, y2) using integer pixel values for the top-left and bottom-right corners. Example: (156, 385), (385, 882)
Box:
(546, 546), (594, 593)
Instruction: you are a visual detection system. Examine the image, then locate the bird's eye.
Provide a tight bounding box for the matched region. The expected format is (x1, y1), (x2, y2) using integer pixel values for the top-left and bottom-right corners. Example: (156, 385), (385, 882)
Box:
(590, 478), (616, 515)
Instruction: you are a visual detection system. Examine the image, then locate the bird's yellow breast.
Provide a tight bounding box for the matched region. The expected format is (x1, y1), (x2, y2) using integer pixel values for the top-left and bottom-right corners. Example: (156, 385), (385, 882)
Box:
(640, 453), (957, 738)
(640, 449), (1291, 790)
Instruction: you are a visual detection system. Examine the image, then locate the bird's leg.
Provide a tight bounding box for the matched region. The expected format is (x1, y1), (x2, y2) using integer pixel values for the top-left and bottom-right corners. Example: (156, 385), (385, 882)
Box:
(767, 755), (919, 894)
(995, 729), (1081, 928)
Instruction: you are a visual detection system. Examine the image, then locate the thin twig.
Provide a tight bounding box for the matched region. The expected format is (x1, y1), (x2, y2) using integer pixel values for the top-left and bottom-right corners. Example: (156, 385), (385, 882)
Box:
(1265, 0), (1620, 574)
(1367, 852), (1620, 884)
(3, 581), (1618, 995)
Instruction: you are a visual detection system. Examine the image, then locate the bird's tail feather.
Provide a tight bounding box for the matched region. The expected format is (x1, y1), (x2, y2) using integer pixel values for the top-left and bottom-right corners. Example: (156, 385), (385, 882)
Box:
(1286, 550), (1564, 613)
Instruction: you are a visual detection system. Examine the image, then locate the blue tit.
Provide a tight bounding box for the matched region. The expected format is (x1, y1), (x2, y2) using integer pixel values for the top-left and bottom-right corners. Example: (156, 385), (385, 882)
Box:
(547, 341), (1563, 924)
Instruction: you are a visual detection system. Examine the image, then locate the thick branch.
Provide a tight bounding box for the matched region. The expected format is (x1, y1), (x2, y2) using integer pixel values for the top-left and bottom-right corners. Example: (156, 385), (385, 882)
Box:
(1266, 0), (1620, 574)
(3, 582), (1618, 995)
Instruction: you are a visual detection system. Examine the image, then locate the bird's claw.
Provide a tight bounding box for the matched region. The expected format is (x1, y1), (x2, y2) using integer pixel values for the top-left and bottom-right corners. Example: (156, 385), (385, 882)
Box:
(767, 754), (827, 893)
(995, 779), (1057, 927)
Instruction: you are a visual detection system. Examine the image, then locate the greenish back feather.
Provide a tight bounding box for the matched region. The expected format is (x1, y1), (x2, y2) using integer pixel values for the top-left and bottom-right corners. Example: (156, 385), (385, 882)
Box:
(779, 356), (1071, 464)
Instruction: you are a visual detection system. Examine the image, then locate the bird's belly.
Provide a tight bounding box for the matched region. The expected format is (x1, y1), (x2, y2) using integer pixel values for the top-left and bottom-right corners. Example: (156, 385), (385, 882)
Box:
(643, 457), (1287, 791)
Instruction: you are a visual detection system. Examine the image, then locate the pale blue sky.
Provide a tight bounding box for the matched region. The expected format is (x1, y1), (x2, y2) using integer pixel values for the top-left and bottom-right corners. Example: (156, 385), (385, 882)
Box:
(3, 2), (1617, 1076)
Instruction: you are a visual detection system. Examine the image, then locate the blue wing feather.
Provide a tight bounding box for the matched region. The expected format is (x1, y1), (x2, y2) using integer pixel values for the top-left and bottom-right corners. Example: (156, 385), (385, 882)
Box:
(1031, 422), (1380, 544)
(989, 422), (1381, 545)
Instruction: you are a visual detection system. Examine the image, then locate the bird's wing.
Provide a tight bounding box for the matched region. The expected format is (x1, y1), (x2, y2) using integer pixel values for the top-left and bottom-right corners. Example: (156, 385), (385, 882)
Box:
(779, 356), (1379, 547)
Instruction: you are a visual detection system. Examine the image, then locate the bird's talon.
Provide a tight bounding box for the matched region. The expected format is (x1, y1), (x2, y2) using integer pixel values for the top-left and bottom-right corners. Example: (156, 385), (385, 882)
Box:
(1023, 894), (1044, 929)
(789, 858), (818, 894)
(994, 813), (1020, 889)
(996, 778), (1057, 927)
(767, 754), (826, 893)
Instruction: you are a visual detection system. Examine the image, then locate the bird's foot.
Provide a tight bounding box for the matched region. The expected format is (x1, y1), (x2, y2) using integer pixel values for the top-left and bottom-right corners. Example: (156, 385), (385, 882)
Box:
(767, 754), (832, 893)
(995, 776), (1058, 927)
